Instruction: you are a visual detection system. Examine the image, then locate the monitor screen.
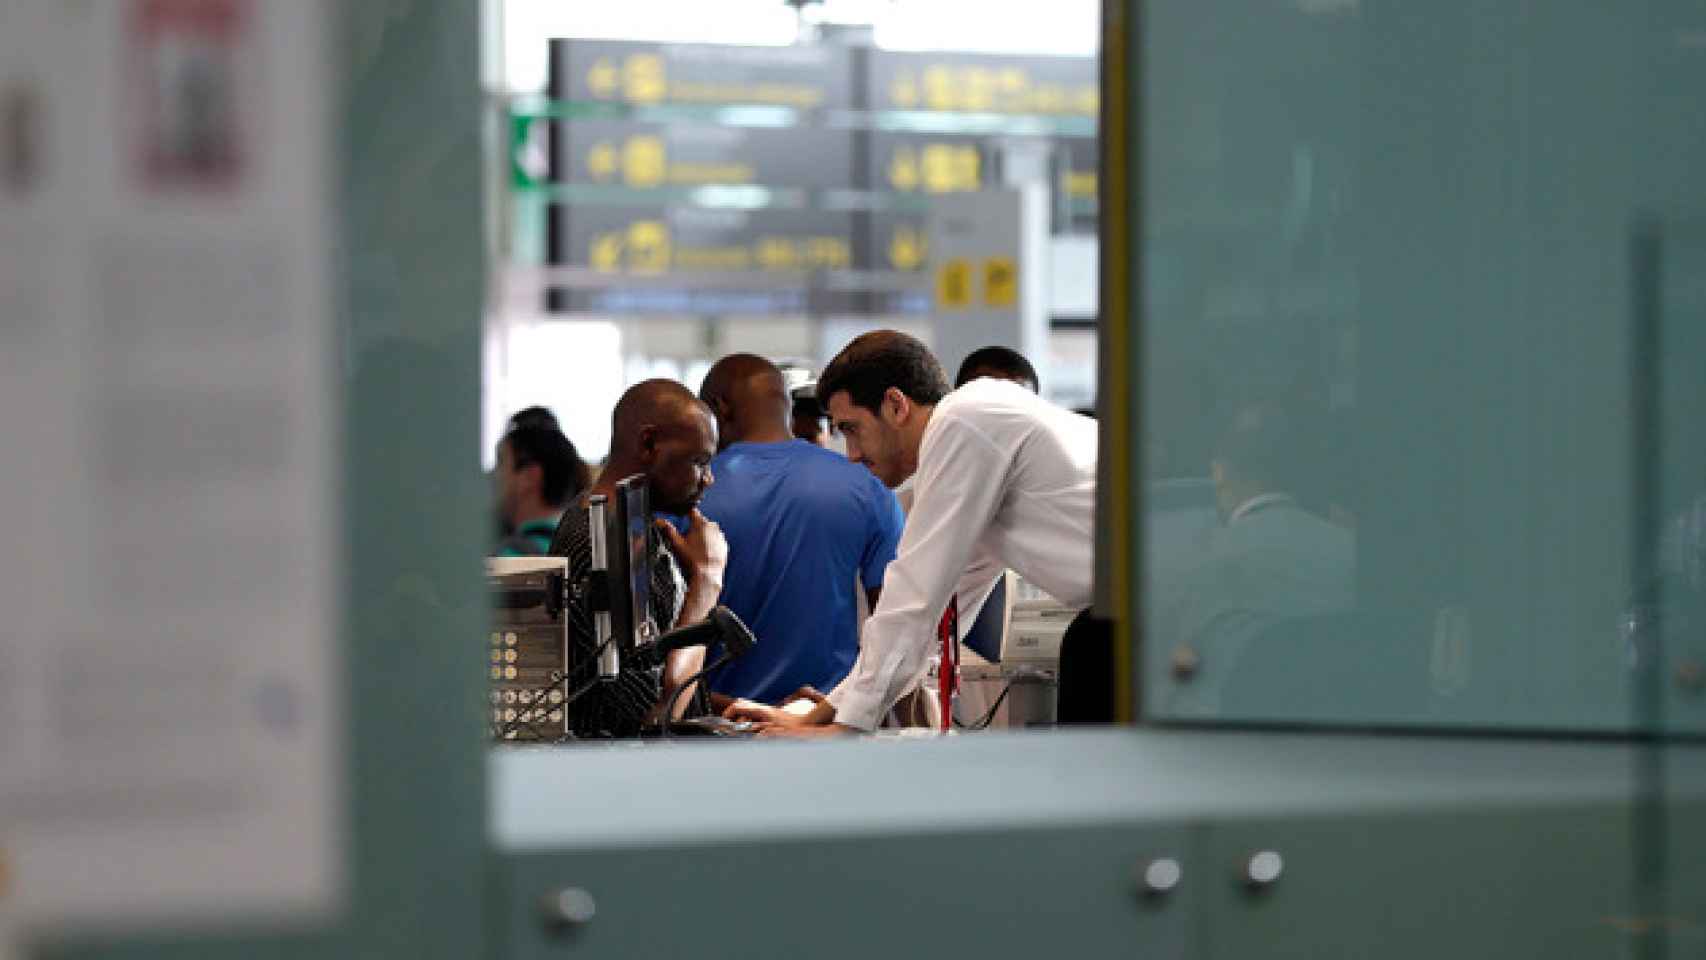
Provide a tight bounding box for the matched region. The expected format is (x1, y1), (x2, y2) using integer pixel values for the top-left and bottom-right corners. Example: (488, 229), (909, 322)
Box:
(611, 474), (655, 653)
(563, 484), (659, 739)
(961, 574), (1007, 663)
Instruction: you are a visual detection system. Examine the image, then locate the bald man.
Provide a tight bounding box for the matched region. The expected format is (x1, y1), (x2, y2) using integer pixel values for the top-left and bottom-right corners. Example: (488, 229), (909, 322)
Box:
(695, 354), (905, 705)
(546, 379), (728, 738)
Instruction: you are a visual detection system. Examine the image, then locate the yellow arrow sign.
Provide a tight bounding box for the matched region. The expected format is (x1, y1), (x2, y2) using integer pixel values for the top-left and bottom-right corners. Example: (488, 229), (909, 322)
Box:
(590, 233), (623, 272)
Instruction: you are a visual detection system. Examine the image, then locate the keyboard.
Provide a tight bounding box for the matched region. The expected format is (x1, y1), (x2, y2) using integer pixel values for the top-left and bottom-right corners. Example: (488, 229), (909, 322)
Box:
(665, 716), (761, 738)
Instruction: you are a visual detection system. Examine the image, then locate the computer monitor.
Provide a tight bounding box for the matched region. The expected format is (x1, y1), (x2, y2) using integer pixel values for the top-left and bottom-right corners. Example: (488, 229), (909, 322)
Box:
(605, 474), (656, 658)
(574, 480), (761, 739)
(564, 476), (660, 738)
(961, 574), (1009, 663)
(960, 571), (1072, 670)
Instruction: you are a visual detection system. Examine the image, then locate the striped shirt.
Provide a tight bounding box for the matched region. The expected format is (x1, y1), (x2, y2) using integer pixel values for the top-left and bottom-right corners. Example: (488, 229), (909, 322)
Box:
(549, 502), (684, 738)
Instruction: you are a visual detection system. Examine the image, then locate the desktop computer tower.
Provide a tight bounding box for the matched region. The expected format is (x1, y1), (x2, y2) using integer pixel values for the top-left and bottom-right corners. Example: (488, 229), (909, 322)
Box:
(485, 556), (571, 742)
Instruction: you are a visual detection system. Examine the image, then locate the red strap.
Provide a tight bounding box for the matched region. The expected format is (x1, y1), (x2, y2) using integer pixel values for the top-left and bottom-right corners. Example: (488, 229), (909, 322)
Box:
(936, 595), (959, 733)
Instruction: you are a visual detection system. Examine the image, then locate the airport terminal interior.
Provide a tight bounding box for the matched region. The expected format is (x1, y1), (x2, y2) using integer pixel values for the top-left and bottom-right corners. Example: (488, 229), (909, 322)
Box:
(0, 1), (1704, 957)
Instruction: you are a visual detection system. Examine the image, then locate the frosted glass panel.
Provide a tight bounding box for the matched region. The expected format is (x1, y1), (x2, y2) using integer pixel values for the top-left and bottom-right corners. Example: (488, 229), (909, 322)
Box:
(1139, 1), (1706, 732)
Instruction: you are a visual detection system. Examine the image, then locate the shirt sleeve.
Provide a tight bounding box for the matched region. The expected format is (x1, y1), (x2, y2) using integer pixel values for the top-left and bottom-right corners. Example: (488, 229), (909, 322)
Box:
(858, 481), (907, 590)
(827, 413), (1012, 730)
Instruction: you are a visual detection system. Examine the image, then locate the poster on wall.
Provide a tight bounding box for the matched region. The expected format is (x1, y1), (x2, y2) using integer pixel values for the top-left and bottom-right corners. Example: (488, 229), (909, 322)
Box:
(127, 0), (254, 189)
(0, 0), (340, 939)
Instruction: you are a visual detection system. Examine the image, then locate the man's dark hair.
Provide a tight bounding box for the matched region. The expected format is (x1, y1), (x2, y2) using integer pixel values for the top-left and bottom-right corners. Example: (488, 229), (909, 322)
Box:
(501, 426), (589, 507)
(507, 405), (559, 433)
(816, 330), (949, 415)
(954, 345), (1039, 391)
(792, 391), (824, 422)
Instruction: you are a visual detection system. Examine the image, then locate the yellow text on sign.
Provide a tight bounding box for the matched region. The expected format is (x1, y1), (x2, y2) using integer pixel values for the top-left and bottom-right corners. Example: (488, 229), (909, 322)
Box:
(588, 221), (672, 273)
(983, 257), (1017, 307)
(888, 144), (980, 193)
(621, 135), (666, 188)
(888, 226), (925, 271)
(937, 259), (972, 309)
(626, 221), (671, 273)
(623, 54), (667, 103)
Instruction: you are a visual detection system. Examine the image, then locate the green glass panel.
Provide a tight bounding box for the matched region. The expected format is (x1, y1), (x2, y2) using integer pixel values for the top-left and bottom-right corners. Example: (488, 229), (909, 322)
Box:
(1135, 0), (1706, 736)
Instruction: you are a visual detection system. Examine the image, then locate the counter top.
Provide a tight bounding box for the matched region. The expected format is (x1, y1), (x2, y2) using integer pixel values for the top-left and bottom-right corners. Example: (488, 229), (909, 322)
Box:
(491, 727), (1706, 851)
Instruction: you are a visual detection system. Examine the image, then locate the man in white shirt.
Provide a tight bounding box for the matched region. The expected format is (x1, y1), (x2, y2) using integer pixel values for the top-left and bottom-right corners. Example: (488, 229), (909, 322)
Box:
(724, 330), (1099, 734)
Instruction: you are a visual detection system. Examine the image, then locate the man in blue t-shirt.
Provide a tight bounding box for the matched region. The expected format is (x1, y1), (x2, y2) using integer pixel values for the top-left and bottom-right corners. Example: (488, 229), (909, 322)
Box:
(696, 354), (905, 703)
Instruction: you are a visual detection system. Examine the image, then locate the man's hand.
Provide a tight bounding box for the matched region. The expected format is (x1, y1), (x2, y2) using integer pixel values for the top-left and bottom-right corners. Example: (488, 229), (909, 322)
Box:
(656, 509), (728, 590)
(658, 510), (728, 625)
(722, 686), (837, 728)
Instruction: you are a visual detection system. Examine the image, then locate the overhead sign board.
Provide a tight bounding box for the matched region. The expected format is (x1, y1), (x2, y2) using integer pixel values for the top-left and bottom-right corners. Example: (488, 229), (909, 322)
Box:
(555, 39), (853, 109)
(565, 206), (856, 275)
(866, 50), (1098, 116)
(564, 119), (853, 190)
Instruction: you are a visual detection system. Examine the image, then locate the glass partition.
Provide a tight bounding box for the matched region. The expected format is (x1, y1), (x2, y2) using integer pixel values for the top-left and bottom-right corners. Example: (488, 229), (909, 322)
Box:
(1138, 0), (1706, 734)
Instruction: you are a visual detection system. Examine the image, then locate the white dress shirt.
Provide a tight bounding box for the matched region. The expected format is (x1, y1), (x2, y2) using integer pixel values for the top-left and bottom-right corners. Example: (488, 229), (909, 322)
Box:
(827, 378), (1099, 730)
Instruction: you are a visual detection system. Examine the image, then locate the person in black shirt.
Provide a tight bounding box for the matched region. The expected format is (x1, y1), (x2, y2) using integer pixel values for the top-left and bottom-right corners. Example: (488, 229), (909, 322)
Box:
(548, 379), (726, 738)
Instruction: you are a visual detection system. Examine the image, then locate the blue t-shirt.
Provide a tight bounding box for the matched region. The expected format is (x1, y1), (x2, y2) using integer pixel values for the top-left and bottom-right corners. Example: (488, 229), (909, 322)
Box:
(697, 440), (905, 703)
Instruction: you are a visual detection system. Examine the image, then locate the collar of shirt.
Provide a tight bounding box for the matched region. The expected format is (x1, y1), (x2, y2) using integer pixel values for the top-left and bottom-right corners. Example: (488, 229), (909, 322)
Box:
(1228, 492), (1295, 525)
(515, 512), (563, 537)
